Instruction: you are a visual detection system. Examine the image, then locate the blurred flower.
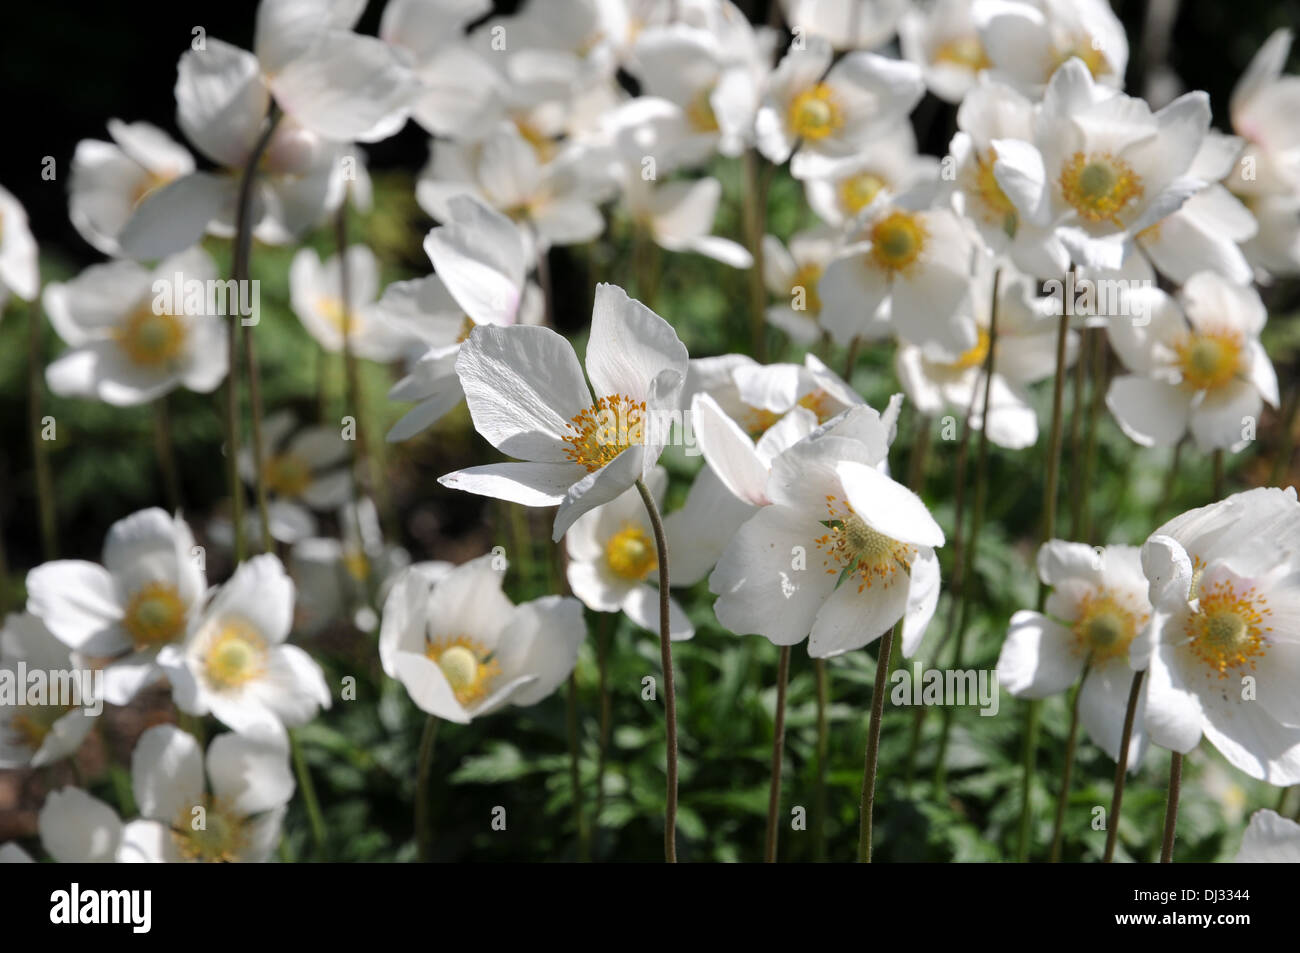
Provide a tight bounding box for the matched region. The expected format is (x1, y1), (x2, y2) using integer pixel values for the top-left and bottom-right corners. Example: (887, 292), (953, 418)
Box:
(0, 184), (38, 308)
(238, 410), (353, 543)
(0, 614), (98, 769)
(26, 508), (206, 706)
(997, 541), (1151, 769)
(379, 555), (585, 723)
(158, 554), (331, 740)
(761, 226), (839, 344)
(803, 120), (936, 228)
(974, 0), (1127, 97)
(779, 0), (907, 52)
(899, 0), (989, 103)
(290, 244), (408, 361)
(1234, 809), (1300, 862)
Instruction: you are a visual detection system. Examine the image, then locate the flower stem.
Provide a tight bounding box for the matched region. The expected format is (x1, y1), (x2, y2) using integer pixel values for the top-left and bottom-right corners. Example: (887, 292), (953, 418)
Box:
(230, 103), (282, 558)
(858, 617), (901, 862)
(567, 670), (589, 861)
(153, 396), (182, 512)
(1103, 668), (1145, 862)
(906, 415), (932, 494)
(290, 729), (326, 859)
(813, 657), (829, 862)
(764, 645), (792, 863)
(1068, 328), (1088, 538)
(27, 297), (57, 560)
(1212, 448), (1225, 500)
(1016, 308), (1071, 862)
(634, 477), (678, 862)
(842, 334), (862, 382)
(1160, 751), (1182, 863)
(1081, 330), (1107, 544)
(415, 715), (439, 862)
(594, 613), (612, 837)
(1048, 660), (1091, 862)
(741, 148), (768, 362)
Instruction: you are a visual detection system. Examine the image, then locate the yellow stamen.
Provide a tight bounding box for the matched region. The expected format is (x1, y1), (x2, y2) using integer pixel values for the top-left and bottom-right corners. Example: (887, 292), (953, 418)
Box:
(788, 84), (842, 141)
(263, 453), (313, 497)
(815, 495), (915, 593)
(1175, 330), (1243, 392)
(605, 523), (657, 581)
(123, 581), (188, 650)
(839, 171), (888, 216)
(203, 619), (268, 691)
(425, 636), (500, 707)
(172, 796), (247, 863)
(789, 262), (824, 315)
(1185, 577), (1271, 678)
(1059, 152), (1144, 227)
(1071, 590), (1145, 663)
(115, 305), (187, 367)
(562, 394), (646, 473)
(933, 35), (991, 71)
(869, 211), (927, 273)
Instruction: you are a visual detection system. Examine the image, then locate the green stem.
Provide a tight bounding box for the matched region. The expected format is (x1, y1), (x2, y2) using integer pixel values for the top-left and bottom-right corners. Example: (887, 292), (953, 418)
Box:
(415, 715), (439, 862)
(858, 618), (901, 862)
(813, 657), (829, 862)
(1103, 669), (1145, 862)
(153, 396), (182, 512)
(906, 415), (932, 495)
(567, 670), (588, 861)
(1081, 330), (1107, 544)
(1160, 751), (1183, 863)
(1068, 327), (1088, 538)
(1048, 660), (1091, 862)
(764, 645), (792, 863)
(634, 477), (678, 862)
(290, 729), (326, 860)
(27, 297), (57, 560)
(229, 103), (283, 558)
(842, 335), (862, 382)
(1212, 448), (1225, 500)
(594, 613), (612, 836)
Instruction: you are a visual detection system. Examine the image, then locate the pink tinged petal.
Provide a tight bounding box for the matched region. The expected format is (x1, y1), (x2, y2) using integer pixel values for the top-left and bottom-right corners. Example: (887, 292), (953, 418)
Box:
(1105, 374), (1190, 447)
(995, 610), (1085, 698)
(623, 587), (694, 641)
(206, 731), (295, 815)
(118, 172), (234, 261)
(708, 503), (836, 646)
(175, 40), (269, 169)
(455, 324), (592, 461)
(39, 788), (123, 863)
(835, 461), (944, 548)
(131, 724), (206, 822)
(269, 32), (417, 143)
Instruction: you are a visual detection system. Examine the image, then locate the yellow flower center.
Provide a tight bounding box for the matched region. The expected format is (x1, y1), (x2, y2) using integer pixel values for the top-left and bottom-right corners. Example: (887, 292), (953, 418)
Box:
(839, 171), (887, 216)
(951, 328), (991, 370)
(11, 704), (73, 750)
(975, 151), (1018, 236)
(1185, 577), (1271, 678)
(815, 496), (915, 593)
(685, 86), (720, 133)
(605, 523), (657, 581)
(263, 453), (313, 497)
(933, 35), (991, 70)
(788, 84), (842, 140)
(130, 170), (175, 209)
(789, 262), (824, 314)
(515, 118), (557, 163)
(1175, 331), (1243, 392)
(123, 581), (188, 650)
(1052, 38), (1110, 80)
(1071, 590), (1145, 664)
(203, 619), (268, 691)
(870, 211), (926, 273)
(1059, 152), (1144, 227)
(562, 394), (646, 473)
(425, 636), (500, 707)
(172, 796), (246, 863)
(115, 305), (187, 367)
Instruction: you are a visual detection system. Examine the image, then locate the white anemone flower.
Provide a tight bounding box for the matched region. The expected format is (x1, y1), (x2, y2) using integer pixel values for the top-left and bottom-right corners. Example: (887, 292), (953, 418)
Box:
(126, 724), (294, 863)
(0, 185), (39, 309)
(803, 120), (936, 228)
(0, 614), (98, 769)
(819, 190), (979, 357)
(709, 429), (943, 658)
(947, 76), (1070, 278)
(34, 788), (152, 863)
(898, 0), (991, 103)
(238, 410), (353, 543)
(1234, 809), (1300, 862)
(1105, 273), (1278, 452)
(565, 467), (693, 640)
(69, 120), (195, 257)
(756, 36), (924, 180)
(158, 554), (331, 740)
(439, 282), (688, 541)
(620, 169), (754, 268)
(974, 0), (1127, 97)
(779, 0), (908, 52)
(996, 542), (1152, 769)
(1140, 487), (1300, 785)
(896, 263), (1074, 449)
(761, 226), (839, 344)
(381, 195), (543, 442)
(991, 59), (1211, 270)
(379, 554), (585, 723)
(661, 460), (760, 588)
(290, 244), (407, 361)
(43, 248), (227, 407)
(25, 508), (205, 706)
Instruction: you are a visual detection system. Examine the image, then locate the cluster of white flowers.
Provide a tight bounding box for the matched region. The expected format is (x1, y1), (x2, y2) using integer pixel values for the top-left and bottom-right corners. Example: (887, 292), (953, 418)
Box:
(3, 0), (1300, 864)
